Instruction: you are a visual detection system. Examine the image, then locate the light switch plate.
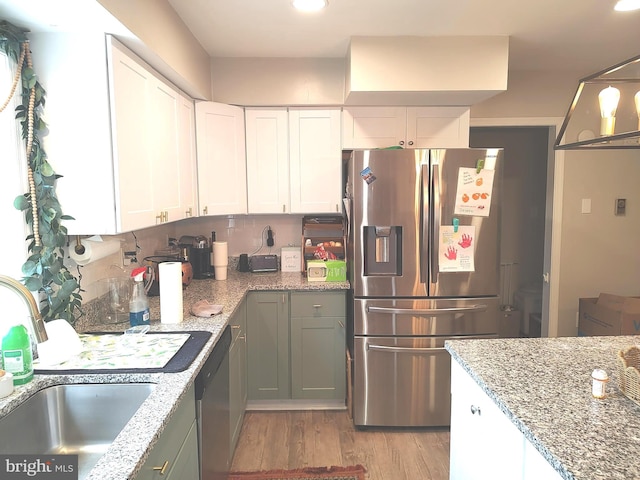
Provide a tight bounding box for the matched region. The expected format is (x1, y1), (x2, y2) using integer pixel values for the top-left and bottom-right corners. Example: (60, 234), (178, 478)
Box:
(615, 198), (626, 216)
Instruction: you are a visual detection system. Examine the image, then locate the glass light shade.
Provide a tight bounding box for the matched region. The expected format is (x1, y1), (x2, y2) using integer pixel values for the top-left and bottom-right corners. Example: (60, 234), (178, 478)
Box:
(292, 0), (328, 11)
(598, 86), (620, 135)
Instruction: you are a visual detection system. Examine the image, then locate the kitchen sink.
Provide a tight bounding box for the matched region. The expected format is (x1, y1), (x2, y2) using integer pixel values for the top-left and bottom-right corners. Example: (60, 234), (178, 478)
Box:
(0, 383), (156, 479)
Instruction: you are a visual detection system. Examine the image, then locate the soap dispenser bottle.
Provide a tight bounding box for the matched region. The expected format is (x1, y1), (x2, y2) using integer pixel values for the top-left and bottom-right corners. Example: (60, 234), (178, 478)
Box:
(129, 267), (150, 327)
(1, 322), (33, 385)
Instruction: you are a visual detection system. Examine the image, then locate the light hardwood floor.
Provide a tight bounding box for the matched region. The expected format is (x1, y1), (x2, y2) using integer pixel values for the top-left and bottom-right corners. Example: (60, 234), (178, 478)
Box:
(230, 411), (450, 480)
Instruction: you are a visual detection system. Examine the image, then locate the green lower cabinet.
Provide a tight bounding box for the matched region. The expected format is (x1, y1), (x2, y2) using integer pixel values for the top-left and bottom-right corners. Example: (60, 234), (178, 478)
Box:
(136, 385), (198, 480)
(290, 315), (346, 399)
(247, 291), (346, 403)
(229, 299), (247, 459)
(290, 292), (346, 400)
(247, 292), (290, 400)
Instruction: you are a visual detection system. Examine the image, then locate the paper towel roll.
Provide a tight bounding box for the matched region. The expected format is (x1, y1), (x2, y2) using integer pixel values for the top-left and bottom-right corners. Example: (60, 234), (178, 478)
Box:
(69, 238), (121, 266)
(212, 242), (228, 267)
(159, 262), (183, 324)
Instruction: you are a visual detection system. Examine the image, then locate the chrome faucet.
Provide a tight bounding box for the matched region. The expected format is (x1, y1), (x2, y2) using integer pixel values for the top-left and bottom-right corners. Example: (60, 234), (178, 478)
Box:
(0, 275), (49, 343)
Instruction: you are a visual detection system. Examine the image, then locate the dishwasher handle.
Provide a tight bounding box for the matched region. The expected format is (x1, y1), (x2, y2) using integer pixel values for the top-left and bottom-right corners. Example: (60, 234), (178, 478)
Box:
(367, 304), (488, 315)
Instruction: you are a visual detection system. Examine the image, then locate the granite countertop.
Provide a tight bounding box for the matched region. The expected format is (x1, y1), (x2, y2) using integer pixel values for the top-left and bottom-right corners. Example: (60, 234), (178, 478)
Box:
(0, 269), (349, 480)
(446, 335), (640, 480)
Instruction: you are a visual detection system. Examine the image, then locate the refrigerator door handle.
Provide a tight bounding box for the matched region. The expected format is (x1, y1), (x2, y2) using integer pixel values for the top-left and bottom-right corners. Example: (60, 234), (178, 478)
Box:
(367, 304), (488, 315)
(431, 162), (441, 284)
(420, 164), (429, 284)
(367, 344), (446, 353)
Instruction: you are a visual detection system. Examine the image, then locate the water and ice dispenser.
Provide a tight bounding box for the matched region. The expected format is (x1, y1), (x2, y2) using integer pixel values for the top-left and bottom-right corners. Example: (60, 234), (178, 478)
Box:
(363, 226), (402, 276)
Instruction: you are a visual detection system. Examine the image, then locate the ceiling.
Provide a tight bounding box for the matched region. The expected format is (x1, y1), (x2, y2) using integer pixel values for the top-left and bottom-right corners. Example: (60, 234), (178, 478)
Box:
(167, 0), (640, 76)
(0, 0), (638, 79)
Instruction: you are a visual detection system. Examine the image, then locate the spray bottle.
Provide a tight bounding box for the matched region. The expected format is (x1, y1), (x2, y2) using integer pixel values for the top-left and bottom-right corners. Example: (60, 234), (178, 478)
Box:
(129, 267), (150, 327)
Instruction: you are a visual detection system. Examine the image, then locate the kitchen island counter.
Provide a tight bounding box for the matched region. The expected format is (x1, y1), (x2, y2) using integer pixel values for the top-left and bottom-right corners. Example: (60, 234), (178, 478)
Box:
(0, 270), (348, 480)
(446, 335), (640, 480)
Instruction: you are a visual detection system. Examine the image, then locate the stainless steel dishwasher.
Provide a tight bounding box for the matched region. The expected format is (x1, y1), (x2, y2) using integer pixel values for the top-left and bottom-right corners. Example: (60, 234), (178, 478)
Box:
(195, 325), (231, 480)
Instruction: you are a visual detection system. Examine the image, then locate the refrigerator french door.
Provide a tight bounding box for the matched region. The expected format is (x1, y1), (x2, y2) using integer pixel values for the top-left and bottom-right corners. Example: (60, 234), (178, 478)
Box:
(347, 148), (503, 427)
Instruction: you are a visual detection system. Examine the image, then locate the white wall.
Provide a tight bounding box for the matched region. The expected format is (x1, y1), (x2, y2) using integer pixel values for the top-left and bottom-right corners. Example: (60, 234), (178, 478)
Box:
(211, 58), (345, 106)
(98, 0), (211, 100)
(557, 150), (640, 336)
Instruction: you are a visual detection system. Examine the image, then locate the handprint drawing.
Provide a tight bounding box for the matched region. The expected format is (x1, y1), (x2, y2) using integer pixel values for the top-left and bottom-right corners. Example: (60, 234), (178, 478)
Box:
(444, 246), (457, 260)
(458, 234), (472, 249)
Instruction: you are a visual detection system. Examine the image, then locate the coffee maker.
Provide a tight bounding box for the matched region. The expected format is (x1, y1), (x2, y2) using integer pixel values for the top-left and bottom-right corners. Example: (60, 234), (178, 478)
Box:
(181, 235), (214, 279)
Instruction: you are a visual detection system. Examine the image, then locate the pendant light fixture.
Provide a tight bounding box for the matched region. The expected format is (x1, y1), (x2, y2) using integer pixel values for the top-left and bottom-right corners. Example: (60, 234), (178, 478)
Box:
(555, 54), (640, 149)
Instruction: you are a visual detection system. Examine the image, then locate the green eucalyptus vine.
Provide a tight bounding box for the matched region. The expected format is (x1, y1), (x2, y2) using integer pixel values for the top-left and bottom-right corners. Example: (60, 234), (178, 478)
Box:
(1, 20), (82, 324)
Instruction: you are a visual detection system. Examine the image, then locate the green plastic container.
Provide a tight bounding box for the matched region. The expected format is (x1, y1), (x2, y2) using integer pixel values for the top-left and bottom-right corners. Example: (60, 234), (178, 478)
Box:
(1, 324), (33, 385)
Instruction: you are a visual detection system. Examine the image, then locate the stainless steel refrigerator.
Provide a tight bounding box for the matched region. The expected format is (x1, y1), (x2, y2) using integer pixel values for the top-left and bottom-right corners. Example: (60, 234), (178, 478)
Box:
(346, 148), (503, 427)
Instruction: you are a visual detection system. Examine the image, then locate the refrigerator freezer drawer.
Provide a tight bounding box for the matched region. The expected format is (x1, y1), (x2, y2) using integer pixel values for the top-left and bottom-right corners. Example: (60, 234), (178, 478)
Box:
(352, 335), (492, 427)
(353, 297), (500, 336)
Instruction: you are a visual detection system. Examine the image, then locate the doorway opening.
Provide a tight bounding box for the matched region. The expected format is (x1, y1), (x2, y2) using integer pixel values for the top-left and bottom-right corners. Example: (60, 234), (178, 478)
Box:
(470, 126), (551, 338)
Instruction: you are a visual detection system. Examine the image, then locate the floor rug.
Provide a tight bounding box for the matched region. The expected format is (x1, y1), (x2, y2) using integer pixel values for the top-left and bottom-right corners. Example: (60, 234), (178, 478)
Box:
(228, 465), (367, 480)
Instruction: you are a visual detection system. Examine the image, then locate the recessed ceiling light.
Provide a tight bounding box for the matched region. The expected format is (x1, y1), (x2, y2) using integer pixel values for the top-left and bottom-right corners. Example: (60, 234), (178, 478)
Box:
(292, 0), (328, 12)
(614, 0), (640, 11)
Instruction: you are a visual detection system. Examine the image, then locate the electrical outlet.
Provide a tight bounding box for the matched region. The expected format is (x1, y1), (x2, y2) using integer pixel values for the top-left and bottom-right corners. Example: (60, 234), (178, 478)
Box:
(123, 250), (137, 266)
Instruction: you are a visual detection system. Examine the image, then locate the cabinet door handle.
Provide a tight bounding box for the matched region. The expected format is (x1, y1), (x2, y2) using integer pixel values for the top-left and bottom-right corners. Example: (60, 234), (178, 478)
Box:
(203, 206), (208, 215)
(283, 204), (286, 213)
(231, 325), (241, 329)
(408, 140), (414, 146)
(470, 405), (481, 415)
(239, 335), (246, 341)
(153, 460), (169, 475)
(185, 207), (193, 217)
(338, 320), (345, 328)
(313, 304), (322, 308)
(399, 140), (405, 146)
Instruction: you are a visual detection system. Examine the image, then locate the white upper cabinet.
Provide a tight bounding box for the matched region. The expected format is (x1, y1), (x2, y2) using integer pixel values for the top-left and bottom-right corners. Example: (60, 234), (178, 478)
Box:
(195, 102), (247, 216)
(109, 38), (197, 230)
(245, 108), (342, 215)
(108, 42), (156, 232)
(245, 109), (290, 214)
(343, 106), (470, 149)
(28, 33), (197, 234)
(289, 109), (342, 214)
(177, 93), (198, 220)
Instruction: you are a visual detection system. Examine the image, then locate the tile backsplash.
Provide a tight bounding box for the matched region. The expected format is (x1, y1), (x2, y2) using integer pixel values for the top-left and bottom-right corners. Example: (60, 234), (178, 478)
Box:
(173, 214), (306, 256)
(69, 214), (313, 304)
